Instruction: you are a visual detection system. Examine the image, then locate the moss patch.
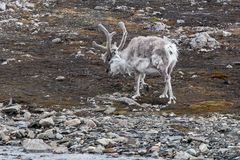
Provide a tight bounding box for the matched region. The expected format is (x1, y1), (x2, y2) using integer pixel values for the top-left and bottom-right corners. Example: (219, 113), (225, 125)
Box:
(162, 100), (234, 115)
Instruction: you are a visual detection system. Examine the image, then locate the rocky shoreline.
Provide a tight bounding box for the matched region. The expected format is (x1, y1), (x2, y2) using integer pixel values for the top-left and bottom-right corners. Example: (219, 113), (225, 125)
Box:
(0, 95), (239, 160)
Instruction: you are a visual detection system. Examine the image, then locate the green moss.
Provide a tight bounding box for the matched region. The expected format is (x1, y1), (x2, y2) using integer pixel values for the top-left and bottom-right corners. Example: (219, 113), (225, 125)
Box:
(148, 16), (160, 23)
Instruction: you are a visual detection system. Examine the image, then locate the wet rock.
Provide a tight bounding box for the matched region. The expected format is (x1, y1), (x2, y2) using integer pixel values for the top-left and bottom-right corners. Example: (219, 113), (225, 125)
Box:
(22, 139), (51, 152)
(64, 118), (81, 126)
(1, 104), (21, 115)
(39, 117), (55, 127)
(52, 38), (61, 43)
(190, 32), (220, 49)
(27, 130), (35, 138)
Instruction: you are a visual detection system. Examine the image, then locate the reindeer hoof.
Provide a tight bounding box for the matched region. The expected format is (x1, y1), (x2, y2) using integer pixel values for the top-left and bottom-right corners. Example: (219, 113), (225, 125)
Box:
(132, 94), (140, 100)
(168, 96), (176, 104)
(159, 94), (168, 98)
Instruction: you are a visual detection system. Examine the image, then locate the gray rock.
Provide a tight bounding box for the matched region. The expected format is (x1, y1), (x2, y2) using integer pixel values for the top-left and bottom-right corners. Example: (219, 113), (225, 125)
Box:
(1, 104), (21, 115)
(23, 111), (31, 120)
(175, 151), (193, 160)
(190, 32), (220, 49)
(39, 117), (55, 127)
(37, 129), (55, 139)
(22, 139), (52, 152)
(85, 145), (105, 154)
(0, 131), (10, 142)
(186, 148), (197, 156)
(52, 38), (61, 43)
(55, 133), (63, 140)
(96, 138), (115, 146)
(104, 106), (116, 114)
(64, 118), (81, 126)
(53, 146), (68, 154)
(199, 143), (209, 153)
(82, 118), (97, 128)
(153, 22), (167, 31)
(0, 2), (6, 11)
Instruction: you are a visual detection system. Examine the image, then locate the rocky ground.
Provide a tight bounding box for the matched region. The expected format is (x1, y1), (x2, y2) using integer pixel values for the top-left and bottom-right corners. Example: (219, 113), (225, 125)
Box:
(0, 0), (240, 159)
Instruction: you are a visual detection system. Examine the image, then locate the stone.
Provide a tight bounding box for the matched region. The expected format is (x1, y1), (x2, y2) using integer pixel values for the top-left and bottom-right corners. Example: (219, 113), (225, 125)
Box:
(39, 117), (55, 127)
(55, 133), (63, 140)
(149, 142), (161, 153)
(82, 118), (97, 128)
(104, 106), (116, 114)
(52, 38), (61, 43)
(175, 151), (193, 160)
(56, 76), (65, 81)
(64, 118), (81, 126)
(186, 148), (197, 156)
(22, 139), (52, 152)
(199, 143), (209, 153)
(96, 138), (115, 146)
(153, 22), (166, 31)
(0, 2), (6, 11)
(0, 131), (10, 142)
(190, 32), (220, 49)
(37, 129), (55, 139)
(24, 111), (31, 120)
(27, 130), (35, 138)
(85, 145), (105, 154)
(53, 146), (68, 154)
(1, 104), (21, 115)
(113, 136), (128, 143)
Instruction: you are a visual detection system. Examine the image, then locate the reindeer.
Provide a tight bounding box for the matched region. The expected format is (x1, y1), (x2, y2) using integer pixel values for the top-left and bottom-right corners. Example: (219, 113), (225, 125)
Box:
(92, 22), (179, 104)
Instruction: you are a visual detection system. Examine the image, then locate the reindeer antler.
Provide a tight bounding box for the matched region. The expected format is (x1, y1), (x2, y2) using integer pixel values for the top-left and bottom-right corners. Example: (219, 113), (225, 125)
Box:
(92, 24), (116, 54)
(117, 22), (128, 50)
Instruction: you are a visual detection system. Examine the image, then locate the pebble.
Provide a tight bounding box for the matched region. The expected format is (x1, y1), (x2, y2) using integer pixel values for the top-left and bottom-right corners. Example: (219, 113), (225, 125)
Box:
(52, 38), (61, 43)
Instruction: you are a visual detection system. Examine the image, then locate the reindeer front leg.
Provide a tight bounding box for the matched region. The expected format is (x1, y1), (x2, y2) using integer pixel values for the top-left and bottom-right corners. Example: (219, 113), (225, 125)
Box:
(132, 73), (141, 99)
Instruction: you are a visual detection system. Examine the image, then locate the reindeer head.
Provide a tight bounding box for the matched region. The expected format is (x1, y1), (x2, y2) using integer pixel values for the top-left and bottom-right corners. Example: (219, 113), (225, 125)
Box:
(92, 22), (128, 73)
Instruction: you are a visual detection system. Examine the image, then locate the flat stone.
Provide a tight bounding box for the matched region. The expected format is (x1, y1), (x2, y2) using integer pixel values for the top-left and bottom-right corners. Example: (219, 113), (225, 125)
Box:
(64, 118), (81, 126)
(22, 139), (51, 152)
(96, 138), (115, 146)
(39, 117), (55, 127)
(53, 146), (68, 154)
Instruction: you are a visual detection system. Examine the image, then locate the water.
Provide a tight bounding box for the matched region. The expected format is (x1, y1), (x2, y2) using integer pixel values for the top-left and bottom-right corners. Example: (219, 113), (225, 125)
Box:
(0, 146), (152, 160)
